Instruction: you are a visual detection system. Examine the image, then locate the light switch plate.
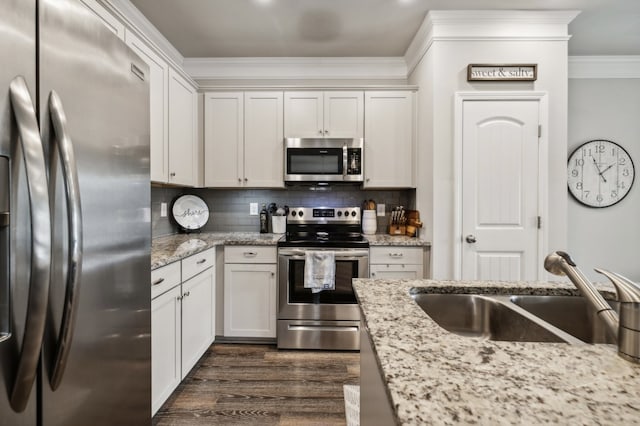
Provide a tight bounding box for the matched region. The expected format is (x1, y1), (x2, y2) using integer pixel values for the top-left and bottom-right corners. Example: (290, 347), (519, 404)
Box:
(250, 202), (258, 216)
(160, 202), (167, 217)
(377, 203), (385, 217)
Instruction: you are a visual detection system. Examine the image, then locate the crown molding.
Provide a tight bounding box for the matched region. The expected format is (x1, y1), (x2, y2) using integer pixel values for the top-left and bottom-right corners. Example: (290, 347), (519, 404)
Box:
(183, 57), (408, 81)
(569, 56), (640, 79)
(103, 0), (184, 66)
(405, 10), (580, 76)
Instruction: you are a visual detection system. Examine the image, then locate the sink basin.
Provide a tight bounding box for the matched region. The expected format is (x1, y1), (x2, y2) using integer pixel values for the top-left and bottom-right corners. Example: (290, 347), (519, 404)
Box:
(412, 294), (568, 343)
(509, 295), (618, 344)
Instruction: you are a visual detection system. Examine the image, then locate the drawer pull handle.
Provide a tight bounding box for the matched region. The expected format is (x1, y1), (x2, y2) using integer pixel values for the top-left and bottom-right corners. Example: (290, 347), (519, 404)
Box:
(152, 278), (165, 286)
(389, 253), (404, 257)
(244, 252), (257, 257)
(196, 259), (207, 265)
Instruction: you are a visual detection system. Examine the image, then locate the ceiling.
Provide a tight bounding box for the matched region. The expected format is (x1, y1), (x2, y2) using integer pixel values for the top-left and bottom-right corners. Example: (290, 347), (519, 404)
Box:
(129, 0), (640, 58)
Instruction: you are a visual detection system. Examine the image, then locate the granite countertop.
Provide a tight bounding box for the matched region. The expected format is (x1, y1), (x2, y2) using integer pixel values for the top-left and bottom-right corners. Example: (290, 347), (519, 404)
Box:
(353, 279), (640, 425)
(151, 232), (283, 269)
(365, 234), (431, 247)
(152, 232), (431, 269)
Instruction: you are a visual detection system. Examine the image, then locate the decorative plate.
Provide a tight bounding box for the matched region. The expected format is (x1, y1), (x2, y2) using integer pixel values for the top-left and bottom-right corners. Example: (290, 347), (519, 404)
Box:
(172, 195), (209, 231)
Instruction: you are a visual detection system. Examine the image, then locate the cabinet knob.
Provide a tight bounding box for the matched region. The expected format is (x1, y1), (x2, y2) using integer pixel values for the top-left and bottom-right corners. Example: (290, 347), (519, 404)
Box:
(366, 178), (370, 182)
(170, 172), (176, 177)
(371, 272), (376, 277)
(244, 177), (248, 182)
(238, 178), (242, 182)
(271, 272), (275, 277)
(324, 130), (329, 135)
(318, 130), (323, 135)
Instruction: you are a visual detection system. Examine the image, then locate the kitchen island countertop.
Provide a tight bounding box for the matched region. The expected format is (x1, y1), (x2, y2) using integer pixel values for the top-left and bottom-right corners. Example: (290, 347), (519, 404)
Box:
(353, 278), (640, 425)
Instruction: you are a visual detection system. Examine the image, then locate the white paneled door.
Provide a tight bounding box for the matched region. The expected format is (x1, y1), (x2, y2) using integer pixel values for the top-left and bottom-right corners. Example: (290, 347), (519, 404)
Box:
(461, 100), (540, 281)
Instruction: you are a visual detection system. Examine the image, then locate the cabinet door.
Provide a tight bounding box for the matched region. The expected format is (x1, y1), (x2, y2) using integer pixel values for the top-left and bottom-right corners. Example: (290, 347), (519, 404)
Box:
(244, 92), (284, 188)
(151, 285), (181, 415)
(125, 29), (169, 183)
(370, 264), (423, 280)
(204, 92), (244, 187)
(364, 91), (415, 188)
(168, 69), (197, 186)
(224, 263), (277, 338)
(324, 91), (363, 138)
(284, 91), (323, 138)
(181, 268), (215, 379)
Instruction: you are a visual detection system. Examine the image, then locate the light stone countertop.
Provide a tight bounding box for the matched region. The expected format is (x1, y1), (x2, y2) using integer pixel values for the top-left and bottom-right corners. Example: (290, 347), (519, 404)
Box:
(151, 232), (283, 269)
(353, 278), (640, 425)
(152, 232), (431, 269)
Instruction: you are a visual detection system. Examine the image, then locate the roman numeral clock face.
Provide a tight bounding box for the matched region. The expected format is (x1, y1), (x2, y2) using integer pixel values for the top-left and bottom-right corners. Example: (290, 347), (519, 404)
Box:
(567, 139), (635, 208)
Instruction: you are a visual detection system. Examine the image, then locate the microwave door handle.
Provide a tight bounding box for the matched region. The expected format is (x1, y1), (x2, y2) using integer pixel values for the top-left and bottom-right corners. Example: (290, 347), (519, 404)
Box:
(8, 76), (52, 412)
(343, 144), (348, 180)
(47, 90), (83, 391)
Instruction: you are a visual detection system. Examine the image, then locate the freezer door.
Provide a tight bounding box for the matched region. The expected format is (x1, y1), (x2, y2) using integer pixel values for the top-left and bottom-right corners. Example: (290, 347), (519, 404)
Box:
(39, 0), (151, 425)
(0, 1), (40, 425)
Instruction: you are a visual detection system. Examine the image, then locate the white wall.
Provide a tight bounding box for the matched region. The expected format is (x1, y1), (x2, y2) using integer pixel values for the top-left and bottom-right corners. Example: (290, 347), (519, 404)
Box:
(568, 78), (640, 281)
(410, 39), (570, 279)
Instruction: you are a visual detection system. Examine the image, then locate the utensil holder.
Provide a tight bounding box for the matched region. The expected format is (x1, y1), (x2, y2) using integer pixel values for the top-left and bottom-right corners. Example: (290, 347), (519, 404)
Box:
(362, 210), (377, 235)
(272, 216), (286, 234)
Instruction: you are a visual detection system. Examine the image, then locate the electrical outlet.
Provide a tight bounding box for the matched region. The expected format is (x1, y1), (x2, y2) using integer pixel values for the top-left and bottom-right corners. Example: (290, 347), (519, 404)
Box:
(160, 202), (167, 217)
(377, 203), (385, 217)
(249, 202), (258, 216)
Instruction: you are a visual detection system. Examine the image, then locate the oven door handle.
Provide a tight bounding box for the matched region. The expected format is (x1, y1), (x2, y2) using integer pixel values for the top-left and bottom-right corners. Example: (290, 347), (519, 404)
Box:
(278, 249), (369, 258)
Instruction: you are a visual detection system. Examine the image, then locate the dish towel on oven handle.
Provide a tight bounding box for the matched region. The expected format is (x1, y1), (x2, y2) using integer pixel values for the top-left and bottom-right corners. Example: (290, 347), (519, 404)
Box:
(304, 251), (336, 293)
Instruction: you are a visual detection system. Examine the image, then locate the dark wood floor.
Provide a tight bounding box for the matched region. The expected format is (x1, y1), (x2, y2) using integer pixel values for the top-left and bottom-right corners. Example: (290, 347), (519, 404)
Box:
(153, 344), (360, 425)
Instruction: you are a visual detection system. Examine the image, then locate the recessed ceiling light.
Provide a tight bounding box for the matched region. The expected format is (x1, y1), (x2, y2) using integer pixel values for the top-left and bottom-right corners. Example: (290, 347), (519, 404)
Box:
(253, 0), (273, 6)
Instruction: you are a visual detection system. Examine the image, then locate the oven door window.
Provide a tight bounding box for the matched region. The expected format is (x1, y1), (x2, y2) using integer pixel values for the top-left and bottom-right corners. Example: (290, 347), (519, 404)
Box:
(288, 259), (358, 304)
(287, 148), (343, 175)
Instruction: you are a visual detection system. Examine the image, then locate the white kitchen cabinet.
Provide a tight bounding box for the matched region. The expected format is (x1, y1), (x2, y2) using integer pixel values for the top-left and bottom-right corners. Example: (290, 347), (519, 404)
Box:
(284, 91), (363, 138)
(180, 266), (215, 378)
(151, 248), (216, 415)
(125, 29), (169, 183)
(204, 92), (284, 188)
(80, 0), (125, 40)
(369, 246), (424, 280)
(224, 246), (277, 338)
(151, 284), (181, 416)
(168, 68), (197, 186)
(364, 91), (415, 188)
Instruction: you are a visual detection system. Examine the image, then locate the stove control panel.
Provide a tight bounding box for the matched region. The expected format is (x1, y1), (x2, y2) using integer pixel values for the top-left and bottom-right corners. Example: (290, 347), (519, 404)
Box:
(287, 207), (361, 224)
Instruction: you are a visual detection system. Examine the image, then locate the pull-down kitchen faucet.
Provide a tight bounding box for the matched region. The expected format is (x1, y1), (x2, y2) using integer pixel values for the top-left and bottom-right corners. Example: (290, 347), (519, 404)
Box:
(544, 251), (640, 363)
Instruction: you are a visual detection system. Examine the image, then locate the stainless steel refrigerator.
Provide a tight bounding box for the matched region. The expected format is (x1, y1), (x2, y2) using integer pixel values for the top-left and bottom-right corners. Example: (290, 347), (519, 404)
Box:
(1, 0), (151, 424)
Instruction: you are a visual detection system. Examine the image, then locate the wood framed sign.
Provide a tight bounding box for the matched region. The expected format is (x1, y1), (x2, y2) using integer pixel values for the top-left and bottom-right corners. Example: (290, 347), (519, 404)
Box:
(467, 64), (537, 81)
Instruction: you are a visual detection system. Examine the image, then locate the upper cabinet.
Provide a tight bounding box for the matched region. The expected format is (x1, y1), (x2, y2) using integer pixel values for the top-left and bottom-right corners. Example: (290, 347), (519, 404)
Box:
(125, 30), (197, 186)
(168, 69), (197, 186)
(364, 91), (416, 188)
(204, 91), (284, 188)
(284, 91), (363, 139)
(125, 29), (169, 183)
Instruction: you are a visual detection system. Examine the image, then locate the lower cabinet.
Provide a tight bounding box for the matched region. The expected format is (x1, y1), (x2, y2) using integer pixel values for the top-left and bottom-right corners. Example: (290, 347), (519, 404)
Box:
(151, 248), (216, 415)
(369, 246), (425, 279)
(224, 246), (277, 338)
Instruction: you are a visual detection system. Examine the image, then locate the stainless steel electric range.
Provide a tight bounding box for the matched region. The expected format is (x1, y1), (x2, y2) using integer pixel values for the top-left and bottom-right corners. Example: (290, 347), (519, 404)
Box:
(277, 207), (369, 350)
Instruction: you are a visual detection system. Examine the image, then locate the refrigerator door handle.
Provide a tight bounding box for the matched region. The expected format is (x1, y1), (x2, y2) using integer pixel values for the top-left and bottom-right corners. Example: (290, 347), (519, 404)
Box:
(47, 90), (83, 391)
(8, 76), (52, 412)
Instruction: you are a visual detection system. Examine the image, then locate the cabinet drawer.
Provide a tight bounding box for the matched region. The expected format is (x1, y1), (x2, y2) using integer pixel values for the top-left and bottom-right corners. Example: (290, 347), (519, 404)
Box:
(182, 247), (216, 282)
(370, 247), (423, 265)
(224, 246), (277, 264)
(370, 263), (423, 280)
(151, 261), (181, 299)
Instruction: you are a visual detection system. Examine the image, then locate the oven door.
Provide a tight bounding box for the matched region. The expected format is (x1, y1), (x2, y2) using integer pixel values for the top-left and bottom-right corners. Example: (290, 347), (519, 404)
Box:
(277, 248), (368, 321)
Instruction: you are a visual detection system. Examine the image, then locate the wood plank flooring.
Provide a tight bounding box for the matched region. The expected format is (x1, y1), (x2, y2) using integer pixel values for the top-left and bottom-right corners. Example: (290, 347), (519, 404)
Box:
(153, 344), (360, 426)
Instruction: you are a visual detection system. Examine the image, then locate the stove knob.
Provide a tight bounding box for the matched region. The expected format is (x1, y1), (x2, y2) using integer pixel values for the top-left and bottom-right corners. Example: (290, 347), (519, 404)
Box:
(299, 211), (304, 217)
(343, 210), (349, 217)
(337, 211), (342, 217)
(351, 211), (356, 217)
(291, 211), (297, 217)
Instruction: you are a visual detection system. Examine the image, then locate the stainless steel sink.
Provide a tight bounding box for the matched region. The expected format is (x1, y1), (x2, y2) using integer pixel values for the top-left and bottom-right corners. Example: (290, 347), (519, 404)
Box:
(412, 294), (571, 343)
(509, 295), (619, 344)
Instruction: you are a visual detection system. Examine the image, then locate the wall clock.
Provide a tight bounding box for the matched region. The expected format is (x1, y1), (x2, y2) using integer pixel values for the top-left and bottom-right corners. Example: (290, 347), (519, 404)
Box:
(567, 139), (635, 208)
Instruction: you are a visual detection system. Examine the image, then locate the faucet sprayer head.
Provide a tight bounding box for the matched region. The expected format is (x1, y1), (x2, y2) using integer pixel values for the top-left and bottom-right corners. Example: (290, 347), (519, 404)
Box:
(544, 251), (576, 276)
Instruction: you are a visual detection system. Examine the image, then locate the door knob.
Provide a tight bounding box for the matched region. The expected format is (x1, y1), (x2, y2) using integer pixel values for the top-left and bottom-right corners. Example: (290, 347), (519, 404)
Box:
(465, 234), (477, 244)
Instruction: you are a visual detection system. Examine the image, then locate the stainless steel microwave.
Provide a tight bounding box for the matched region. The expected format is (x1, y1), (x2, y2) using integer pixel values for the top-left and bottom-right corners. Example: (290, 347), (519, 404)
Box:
(284, 138), (364, 183)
